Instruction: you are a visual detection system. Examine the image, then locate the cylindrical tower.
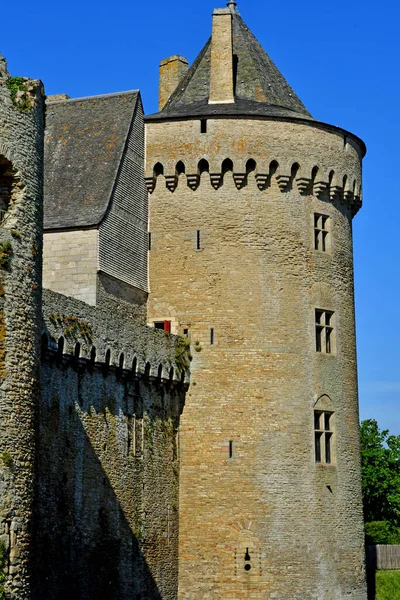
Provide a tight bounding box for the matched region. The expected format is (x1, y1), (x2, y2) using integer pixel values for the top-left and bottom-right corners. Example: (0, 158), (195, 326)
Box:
(0, 56), (44, 597)
(145, 5), (367, 599)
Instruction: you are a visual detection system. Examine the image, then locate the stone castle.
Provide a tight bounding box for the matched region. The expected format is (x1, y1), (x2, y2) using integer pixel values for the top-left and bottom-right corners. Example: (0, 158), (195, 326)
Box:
(0, 2), (367, 599)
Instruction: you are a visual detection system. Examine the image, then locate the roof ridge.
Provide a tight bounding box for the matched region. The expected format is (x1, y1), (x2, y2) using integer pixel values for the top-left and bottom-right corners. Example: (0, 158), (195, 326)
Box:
(47, 89), (139, 105)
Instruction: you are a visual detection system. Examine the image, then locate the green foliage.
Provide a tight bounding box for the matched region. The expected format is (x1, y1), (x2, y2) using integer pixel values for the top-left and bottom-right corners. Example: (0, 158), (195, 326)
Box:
(10, 230), (20, 239)
(360, 419), (400, 528)
(0, 451), (12, 469)
(376, 570), (400, 600)
(0, 242), (12, 269)
(6, 77), (34, 112)
(0, 540), (6, 597)
(194, 340), (202, 352)
(365, 521), (400, 545)
(48, 313), (93, 344)
(175, 337), (192, 373)
(144, 418), (154, 455)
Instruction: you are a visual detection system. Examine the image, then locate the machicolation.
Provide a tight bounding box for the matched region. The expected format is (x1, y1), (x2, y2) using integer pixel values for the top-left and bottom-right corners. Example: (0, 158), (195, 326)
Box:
(146, 158), (362, 214)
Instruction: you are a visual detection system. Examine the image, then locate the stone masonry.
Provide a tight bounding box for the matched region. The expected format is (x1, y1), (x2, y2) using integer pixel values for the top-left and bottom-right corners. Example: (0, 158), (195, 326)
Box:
(0, 54), (189, 599)
(0, 56), (45, 598)
(43, 229), (98, 305)
(34, 290), (187, 600)
(146, 3), (368, 598)
(0, 1), (369, 598)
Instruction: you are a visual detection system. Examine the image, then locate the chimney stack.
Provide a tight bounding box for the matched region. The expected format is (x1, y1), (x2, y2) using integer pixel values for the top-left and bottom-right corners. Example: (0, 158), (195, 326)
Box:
(209, 8), (234, 104)
(159, 55), (189, 111)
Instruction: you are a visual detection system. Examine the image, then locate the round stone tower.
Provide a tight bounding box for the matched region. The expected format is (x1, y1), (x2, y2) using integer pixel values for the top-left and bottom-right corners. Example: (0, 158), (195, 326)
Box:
(0, 56), (44, 597)
(145, 4), (367, 599)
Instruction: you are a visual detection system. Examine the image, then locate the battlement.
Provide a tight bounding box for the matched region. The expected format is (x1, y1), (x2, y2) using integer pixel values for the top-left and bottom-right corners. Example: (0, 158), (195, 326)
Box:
(146, 157), (362, 215)
(42, 289), (190, 384)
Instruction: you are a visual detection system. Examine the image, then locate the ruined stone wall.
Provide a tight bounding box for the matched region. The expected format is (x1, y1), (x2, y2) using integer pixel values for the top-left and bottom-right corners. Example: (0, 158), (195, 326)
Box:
(34, 290), (187, 600)
(0, 58), (44, 598)
(146, 116), (367, 600)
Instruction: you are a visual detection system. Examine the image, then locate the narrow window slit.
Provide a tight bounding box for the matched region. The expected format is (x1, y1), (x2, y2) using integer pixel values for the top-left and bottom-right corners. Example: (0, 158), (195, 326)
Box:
(229, 441), (233, 458)
(210, 328), (214, 345)
(200, 119), (207, 134)
(197, 230), (201, 250)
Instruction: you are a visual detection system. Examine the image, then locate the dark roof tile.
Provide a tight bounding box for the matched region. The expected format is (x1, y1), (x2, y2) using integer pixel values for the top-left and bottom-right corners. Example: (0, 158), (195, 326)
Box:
(148, 8), (310, 120)
(44, 91), (139, 230)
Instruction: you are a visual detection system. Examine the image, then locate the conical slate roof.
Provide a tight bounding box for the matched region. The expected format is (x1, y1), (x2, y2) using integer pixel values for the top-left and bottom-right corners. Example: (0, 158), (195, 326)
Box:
(150, 3), (312, 121)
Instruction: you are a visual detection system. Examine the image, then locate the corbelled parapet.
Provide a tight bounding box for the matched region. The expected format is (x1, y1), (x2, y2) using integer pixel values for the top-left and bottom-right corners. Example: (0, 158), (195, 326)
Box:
(145, 156), (362, 215)
(0, 54), (44, 598)
(145, 118), (364, 216)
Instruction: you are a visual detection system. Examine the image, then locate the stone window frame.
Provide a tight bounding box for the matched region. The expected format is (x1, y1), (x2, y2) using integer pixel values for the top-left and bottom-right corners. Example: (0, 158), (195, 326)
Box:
(314, 408), (335, 465)
(149, 316), (178, 335)
(313, 213), (331, 253)
(315, 308), (335, 354)
(152, 320), (172, 333)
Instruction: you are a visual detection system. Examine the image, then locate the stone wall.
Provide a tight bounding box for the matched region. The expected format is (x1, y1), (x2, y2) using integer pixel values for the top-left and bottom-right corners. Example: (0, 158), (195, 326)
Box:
(97, 272), (148, 324)
(34, 290), (187, 599)
(0, 59), (45, 598)
(43, 229), (98, 305)
(146, 115), (367, 599)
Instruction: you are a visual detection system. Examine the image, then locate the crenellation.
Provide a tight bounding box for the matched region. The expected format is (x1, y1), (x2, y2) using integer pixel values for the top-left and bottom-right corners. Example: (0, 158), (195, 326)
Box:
(42, 288), (190, 384)
(41, 337), (185, 386)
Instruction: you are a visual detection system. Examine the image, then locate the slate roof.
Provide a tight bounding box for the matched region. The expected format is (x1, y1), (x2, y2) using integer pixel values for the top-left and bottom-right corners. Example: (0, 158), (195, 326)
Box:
(44, 91), (139, 230)
(147, 6), (311, 121)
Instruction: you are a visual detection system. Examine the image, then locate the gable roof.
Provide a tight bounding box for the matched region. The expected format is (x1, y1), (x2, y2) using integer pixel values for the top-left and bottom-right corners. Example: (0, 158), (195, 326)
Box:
(44, 90), (140, 230)
(147, 6), (311, 121)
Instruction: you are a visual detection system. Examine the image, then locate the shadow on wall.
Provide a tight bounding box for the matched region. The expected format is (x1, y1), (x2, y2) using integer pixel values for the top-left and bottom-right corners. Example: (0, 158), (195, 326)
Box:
(33, 347), (185, 600)
(366, 546), (377, 600)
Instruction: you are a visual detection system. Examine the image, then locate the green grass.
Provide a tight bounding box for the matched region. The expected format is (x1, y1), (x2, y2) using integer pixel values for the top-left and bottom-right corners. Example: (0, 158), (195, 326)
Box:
(376, 570), (400, 600)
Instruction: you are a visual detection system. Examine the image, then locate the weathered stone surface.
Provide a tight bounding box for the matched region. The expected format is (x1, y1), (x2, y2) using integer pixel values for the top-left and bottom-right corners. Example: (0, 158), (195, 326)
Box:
(0, 58), (45, 598)
(146, 58), (367, 599)
(35, 347), (184, 600)
(0, 2), (369, 598)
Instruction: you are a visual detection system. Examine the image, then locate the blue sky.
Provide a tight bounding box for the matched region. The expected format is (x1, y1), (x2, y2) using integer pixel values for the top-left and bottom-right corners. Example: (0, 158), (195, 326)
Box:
(2, 0), (399, 433)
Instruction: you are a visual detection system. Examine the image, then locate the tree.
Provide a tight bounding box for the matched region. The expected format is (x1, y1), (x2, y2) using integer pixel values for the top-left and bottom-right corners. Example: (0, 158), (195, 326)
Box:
(360, 419), (400, 528)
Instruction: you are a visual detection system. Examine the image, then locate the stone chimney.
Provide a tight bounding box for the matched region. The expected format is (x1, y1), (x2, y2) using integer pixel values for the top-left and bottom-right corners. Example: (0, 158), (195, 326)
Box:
(209, 8), (234, 104)
(159, 55), (188, 111)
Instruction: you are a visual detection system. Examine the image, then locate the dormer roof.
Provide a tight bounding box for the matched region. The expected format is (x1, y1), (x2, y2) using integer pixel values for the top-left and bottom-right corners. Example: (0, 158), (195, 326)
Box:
(147, 3), (312, 121)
